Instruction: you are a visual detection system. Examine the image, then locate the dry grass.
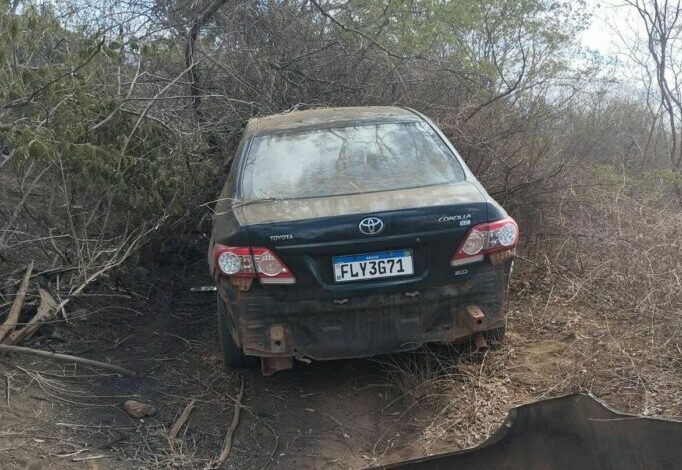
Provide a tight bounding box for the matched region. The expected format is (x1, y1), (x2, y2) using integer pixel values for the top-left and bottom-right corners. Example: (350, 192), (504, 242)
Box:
(530, 168), (682, 318)
(384, 298), (682, 456)
(384, 172), (682, 456)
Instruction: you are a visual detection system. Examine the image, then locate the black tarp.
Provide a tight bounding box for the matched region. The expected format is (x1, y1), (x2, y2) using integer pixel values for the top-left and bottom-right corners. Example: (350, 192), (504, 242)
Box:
(369, 393), (682, 470)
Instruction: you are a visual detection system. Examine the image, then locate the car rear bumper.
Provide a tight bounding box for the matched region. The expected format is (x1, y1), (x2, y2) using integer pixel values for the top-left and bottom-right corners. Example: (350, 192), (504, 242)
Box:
(218, 259), (512, 360)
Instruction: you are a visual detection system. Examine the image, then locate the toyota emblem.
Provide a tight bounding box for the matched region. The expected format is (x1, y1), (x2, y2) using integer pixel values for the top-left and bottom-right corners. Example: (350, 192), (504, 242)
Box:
(358, 217), (384, 235)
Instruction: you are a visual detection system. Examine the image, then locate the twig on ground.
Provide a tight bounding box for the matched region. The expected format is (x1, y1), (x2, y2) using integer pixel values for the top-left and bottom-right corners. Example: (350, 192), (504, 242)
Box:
(258, 421), (279, 470)
(54, 449), (88, 458)
(4, 374), (8, 406)
(5, 288), (57, 345)
(98, 431), (127, 450)
(168, 399), (196, 441)
(72, 454), (107, 462)
(0, 261), (33, 342)
(0, 344), (138, 377)
(209, 376), (245, 468)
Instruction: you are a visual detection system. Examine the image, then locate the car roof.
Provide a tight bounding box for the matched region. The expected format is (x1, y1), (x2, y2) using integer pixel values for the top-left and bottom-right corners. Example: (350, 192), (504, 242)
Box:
(247, 106), (421, 136)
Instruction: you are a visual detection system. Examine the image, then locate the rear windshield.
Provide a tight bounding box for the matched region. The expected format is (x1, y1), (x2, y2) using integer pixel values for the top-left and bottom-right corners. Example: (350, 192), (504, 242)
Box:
(240, 121), (465, 200)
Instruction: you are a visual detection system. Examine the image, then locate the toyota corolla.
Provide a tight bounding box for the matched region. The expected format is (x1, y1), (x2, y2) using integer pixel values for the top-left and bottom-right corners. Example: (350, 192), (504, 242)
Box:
(208, 107), (518, 374)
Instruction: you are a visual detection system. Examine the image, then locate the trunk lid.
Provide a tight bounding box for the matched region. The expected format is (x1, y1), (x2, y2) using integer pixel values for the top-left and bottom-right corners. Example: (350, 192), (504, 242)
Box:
(239, 182), (490, 298)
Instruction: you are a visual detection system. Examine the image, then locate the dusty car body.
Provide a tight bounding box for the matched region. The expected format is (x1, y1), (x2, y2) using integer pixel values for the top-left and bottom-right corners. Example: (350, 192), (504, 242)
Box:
(208, 106), (518, 374)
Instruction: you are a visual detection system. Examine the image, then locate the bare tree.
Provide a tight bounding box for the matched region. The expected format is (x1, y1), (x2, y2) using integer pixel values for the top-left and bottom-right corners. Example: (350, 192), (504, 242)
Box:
(627, 0), (682, 201)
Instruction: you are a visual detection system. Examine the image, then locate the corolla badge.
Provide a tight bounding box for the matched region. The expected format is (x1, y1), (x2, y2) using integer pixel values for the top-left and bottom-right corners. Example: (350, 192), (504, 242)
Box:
(359, 217), (384, 235)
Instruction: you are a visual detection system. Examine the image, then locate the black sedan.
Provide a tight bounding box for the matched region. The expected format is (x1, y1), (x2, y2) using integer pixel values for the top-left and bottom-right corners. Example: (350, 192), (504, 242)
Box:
(208, 106), (518, 374)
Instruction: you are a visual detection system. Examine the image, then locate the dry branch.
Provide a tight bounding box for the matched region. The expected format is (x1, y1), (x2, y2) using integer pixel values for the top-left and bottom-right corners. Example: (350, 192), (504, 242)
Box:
(0, 167), (49, 250)
(209, 377), (245, 468)
(0, 344), (138, 377)
(5, 288), (57, 345)
(168, 399), (196, 441)
(0, 261), (33, 343)
(119, 61), (202, 162)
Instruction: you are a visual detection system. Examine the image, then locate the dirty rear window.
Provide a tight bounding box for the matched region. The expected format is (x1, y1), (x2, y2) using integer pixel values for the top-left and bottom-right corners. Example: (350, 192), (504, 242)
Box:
(240, 121), (465, 200)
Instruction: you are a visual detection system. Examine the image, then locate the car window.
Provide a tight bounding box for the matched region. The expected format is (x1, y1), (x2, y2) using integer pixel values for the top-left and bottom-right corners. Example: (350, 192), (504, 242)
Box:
(240, 121), (465, 200)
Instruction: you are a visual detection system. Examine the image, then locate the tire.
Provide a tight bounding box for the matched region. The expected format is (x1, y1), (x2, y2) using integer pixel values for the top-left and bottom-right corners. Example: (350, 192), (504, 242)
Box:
(483, 325), (507, 346)
(216, 295), (259, 369)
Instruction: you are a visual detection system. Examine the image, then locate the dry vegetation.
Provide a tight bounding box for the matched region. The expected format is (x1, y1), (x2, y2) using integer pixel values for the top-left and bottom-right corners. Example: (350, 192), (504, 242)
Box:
(382, 168), (682, 454)
(1, 0), (682, 468)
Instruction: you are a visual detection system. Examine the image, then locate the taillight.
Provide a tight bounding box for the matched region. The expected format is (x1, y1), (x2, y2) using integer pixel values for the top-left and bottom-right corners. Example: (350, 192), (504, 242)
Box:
(214, 244), (295, 284)
(451, 217), (518, 266)
(251, 248), (295, 284)
(215, 246), (254, 277)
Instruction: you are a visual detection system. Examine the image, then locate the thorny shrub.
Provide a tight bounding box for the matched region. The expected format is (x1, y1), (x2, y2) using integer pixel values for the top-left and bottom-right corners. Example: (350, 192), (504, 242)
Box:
(525, 166), (682, 318)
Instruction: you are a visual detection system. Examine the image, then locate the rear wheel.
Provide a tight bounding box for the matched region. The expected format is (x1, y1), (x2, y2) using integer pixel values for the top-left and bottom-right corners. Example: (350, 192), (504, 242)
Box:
(217, 295), (258, 369)
(483, 325), (506, 346)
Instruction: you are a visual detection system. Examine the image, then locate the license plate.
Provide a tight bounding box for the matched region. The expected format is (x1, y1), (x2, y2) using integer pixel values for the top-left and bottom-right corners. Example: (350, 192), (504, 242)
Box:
(333, 250), (414, 283)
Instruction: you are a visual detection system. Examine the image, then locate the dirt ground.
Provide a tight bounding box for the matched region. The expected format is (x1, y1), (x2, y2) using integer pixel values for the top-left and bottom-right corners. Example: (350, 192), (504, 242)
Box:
(1, 255), (681, 469)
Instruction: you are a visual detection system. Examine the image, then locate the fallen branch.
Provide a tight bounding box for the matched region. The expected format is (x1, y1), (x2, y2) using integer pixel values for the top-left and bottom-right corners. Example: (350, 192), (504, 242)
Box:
(0, 261), (34, 343)
(209, 377), (245, 468)
(5, 288), (57, 345)
(0, 344), (138, 377)
(11, 222), (161, 347)
(168, 399), (196, 441)
(72, 454), (107, 462)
